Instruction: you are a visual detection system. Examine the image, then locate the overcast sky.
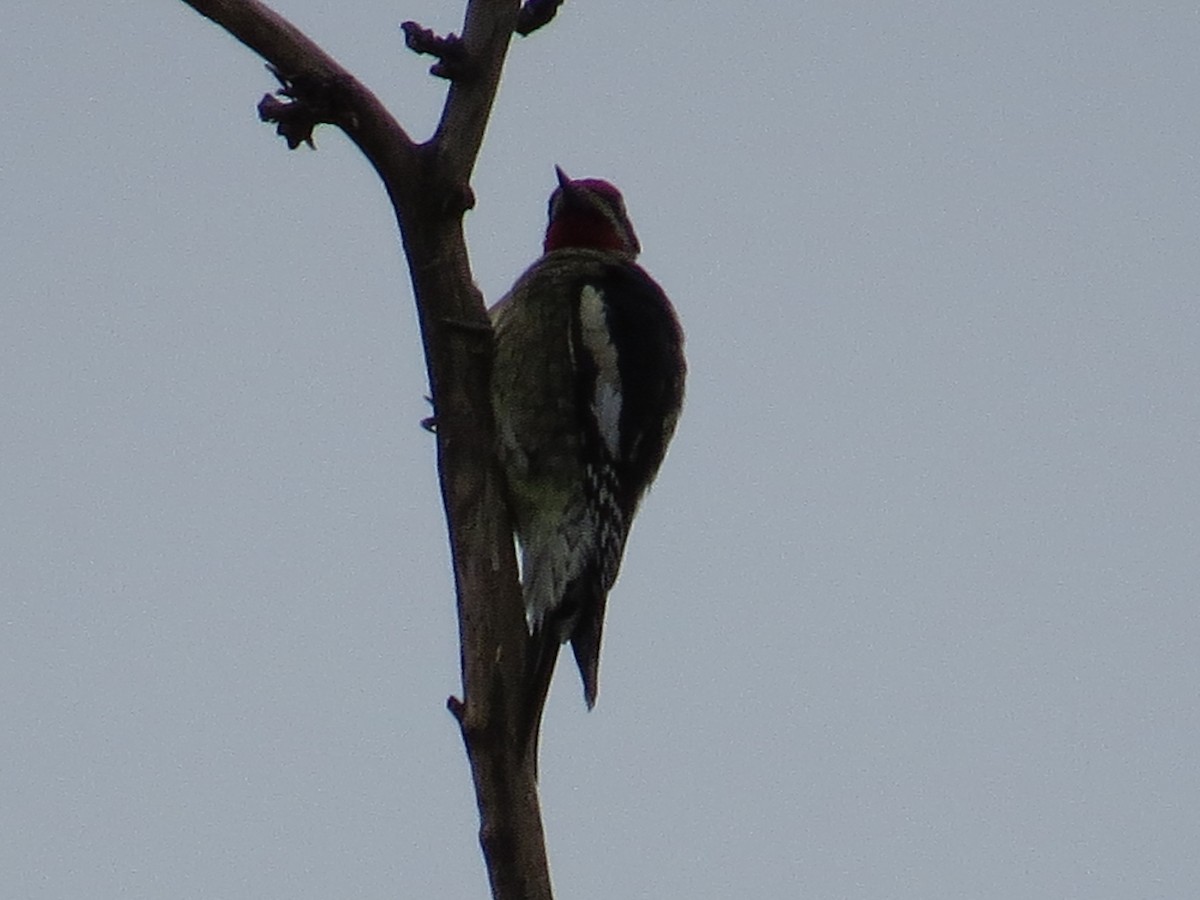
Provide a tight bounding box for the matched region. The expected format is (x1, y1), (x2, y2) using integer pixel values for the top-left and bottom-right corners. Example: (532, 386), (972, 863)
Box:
(4, 2), (1199, 898)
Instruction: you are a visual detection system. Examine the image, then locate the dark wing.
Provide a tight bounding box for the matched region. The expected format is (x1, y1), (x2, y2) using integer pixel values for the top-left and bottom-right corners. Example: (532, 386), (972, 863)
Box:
(593, 262), (686, 514)
(562, 263), (686, 705)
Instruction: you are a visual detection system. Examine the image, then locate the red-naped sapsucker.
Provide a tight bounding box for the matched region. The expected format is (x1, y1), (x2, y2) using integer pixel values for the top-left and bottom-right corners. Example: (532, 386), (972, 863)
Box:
(490, 168), (686, 738)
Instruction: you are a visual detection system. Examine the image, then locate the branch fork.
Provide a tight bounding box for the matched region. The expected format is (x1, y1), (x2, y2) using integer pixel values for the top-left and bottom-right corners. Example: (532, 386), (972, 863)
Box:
(180, 1), (567, 895)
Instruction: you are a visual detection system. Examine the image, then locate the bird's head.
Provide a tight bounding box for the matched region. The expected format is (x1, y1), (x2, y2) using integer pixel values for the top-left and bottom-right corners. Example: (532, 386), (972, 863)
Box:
(543, 166), (641, 257)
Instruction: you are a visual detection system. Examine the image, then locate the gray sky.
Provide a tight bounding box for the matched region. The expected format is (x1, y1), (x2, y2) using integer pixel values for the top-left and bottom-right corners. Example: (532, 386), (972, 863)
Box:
(4, 2), (1199, 897)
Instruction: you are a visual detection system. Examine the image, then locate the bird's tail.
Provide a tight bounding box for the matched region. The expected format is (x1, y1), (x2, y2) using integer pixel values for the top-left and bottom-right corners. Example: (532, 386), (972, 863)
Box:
(522, 625), (560, 773)
(521, 578), (608, 774)
(569, 589), (608, 710)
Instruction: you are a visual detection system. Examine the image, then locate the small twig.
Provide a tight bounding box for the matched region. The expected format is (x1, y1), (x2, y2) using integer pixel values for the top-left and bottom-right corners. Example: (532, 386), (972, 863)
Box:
(515, 0), (565, 36)
(257, 65), (355, 149)
(401, 21), (476, 80)
(421, 394), (438, 434)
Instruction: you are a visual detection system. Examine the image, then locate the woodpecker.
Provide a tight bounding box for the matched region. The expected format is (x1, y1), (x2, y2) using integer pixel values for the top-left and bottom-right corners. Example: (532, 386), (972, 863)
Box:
(490, 167), (685, 735)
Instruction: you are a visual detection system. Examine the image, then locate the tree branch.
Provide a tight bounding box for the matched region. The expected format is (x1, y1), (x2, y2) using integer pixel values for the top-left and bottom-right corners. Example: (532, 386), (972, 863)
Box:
(182, 0), (417, 161)
(177, 2), (557, 898)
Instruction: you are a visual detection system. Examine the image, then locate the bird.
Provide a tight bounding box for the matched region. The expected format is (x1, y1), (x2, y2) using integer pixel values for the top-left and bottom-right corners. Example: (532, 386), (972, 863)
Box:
(489, 167), (686, 746)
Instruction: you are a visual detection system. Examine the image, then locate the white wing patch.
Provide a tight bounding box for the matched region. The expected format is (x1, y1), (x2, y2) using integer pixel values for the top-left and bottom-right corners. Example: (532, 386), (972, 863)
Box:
(578, 285), (622, 457)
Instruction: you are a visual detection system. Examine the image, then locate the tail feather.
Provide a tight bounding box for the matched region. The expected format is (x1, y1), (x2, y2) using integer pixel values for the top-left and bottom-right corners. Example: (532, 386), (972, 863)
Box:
(521, 577), (608, 773)
(569, 590), (608, 709)
(522, 625), (560, 767)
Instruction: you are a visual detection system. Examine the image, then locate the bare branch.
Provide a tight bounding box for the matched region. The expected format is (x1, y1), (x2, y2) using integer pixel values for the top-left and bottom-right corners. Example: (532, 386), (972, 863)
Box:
(515, 0), (565, 36)
(178, 2), (553, 897)
(180, 0), (418, 177)
(431, 1), (520, 179)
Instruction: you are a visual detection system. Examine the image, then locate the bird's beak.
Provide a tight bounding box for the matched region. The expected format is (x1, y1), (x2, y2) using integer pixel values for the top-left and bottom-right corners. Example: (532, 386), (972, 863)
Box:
(553, 165), (587, 209)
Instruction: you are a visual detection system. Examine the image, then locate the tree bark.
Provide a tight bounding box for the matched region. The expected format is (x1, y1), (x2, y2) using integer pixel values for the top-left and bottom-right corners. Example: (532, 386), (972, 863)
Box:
(179, 2), (552, 896)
